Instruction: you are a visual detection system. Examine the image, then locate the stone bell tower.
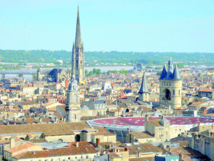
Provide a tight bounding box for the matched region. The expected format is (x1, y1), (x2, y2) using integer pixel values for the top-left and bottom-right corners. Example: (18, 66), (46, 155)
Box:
(65, 76), (81, 122)
(72, 7), (86, 85)
(159, 57), (182, 109)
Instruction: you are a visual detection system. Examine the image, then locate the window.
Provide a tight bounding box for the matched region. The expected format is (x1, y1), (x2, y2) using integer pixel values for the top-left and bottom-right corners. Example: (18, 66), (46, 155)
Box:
(164, 89), (171, 100)
(173, 90), (175, 95)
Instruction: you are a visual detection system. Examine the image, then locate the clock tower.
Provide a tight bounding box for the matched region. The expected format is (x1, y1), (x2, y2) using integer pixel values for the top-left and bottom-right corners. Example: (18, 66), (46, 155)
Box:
(65, 76), (81, 122)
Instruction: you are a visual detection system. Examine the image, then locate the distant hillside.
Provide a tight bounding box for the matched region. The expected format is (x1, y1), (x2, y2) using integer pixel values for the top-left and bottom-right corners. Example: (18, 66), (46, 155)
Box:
(0, 50), (213, 66)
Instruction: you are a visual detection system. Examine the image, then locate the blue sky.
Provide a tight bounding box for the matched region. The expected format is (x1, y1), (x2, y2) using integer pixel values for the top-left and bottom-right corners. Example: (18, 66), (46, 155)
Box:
(0, 0), (214, 52)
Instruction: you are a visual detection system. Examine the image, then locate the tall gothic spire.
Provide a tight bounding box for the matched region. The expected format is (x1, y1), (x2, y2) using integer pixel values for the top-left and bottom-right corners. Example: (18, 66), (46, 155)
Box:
(75, 6), (82, 48)
(139, 73), (149, 94)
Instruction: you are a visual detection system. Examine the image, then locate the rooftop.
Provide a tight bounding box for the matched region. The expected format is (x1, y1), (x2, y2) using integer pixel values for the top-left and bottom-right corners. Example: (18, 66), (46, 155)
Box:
(89, 116), (214, 127)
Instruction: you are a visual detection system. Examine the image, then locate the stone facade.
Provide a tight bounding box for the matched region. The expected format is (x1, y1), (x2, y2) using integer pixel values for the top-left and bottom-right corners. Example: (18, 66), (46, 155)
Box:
(159, 79), (182, 109)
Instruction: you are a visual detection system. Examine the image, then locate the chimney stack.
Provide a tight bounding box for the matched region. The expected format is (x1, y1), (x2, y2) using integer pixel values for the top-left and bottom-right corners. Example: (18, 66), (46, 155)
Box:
(10, 136), (15, 149)
(76, 142), (79, 147)
(145, 114), (149, 121)
(179, 154), (183, 161)
(96, 138), (100, 147)
(159, 115), (163, 120)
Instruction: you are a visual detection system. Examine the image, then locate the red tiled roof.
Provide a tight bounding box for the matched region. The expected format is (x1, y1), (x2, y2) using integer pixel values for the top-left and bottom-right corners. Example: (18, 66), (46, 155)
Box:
(14, 141), (96, 159)
(7, 142), (42, 153)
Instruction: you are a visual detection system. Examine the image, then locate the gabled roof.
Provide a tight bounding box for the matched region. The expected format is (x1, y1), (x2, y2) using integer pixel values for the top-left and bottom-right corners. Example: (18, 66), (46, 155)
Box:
(0, 122), (92, 136)
(13, 141), (96, 159)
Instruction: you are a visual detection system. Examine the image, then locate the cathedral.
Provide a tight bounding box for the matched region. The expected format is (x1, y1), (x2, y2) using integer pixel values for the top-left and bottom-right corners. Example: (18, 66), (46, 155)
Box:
(159, 57), (182, 109)
(72, 7), (86, 85)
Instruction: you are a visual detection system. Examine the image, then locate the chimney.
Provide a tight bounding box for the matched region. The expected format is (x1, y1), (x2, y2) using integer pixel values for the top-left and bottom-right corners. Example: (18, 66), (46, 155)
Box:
(169, 148), (171, 154)
(76, 142), (79, 147)
(96, 138), (100, 147)
(159, 115), (163, 120)
(39, 117), (42, 123)
(10, 137), (15, 148)
(179, 154), (183, 161)
(145, 114), (149, 121)
(125, 147), (129, 151)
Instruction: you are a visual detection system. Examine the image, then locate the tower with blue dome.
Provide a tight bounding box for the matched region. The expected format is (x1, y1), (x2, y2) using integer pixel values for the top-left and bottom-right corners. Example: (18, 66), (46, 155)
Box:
(159, 57), (182, 109)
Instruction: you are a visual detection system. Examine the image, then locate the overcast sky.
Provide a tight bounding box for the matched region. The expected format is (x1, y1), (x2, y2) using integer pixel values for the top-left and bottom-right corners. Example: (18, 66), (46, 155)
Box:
(0, 0), (214, 52)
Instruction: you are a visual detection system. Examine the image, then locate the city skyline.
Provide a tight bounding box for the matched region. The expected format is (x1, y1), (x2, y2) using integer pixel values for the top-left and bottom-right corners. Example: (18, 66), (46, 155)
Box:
(0, 0), (214, 52)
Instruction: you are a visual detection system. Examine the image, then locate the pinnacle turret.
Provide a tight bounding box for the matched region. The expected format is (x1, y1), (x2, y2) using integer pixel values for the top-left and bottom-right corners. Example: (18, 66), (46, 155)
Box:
(160, 65), (167, 80)
(172, 65), (181, 80)
(159, 57), (181, 80)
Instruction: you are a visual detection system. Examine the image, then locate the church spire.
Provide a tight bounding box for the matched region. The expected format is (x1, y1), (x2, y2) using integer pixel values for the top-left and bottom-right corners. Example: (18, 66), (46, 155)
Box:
(139, 73), (149, 94)
(75, 6), (82, 48)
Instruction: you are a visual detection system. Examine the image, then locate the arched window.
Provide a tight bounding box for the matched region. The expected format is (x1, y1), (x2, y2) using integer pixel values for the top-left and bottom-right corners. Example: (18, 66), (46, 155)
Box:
(164, 89), (171, 100)
(58, 139), (63, 142)
(125, 109), (129, 113)
(75, 134), (81, 142)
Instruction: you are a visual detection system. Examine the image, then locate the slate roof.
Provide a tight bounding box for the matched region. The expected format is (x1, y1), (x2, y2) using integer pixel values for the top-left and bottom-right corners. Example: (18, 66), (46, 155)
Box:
(159, 58), (181, 80)
(138, 74), (149, 94)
